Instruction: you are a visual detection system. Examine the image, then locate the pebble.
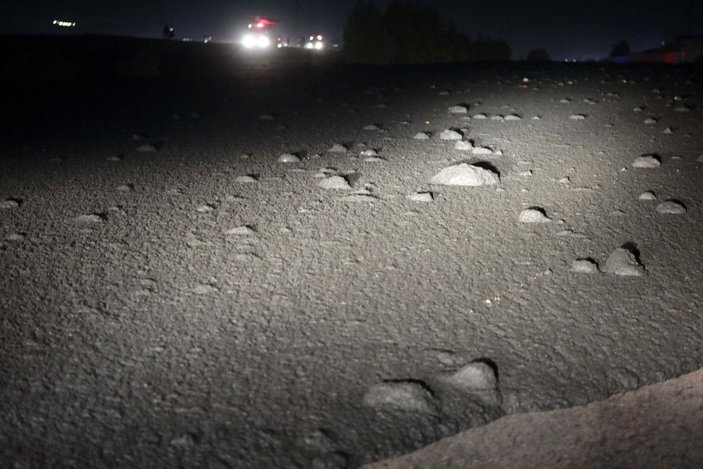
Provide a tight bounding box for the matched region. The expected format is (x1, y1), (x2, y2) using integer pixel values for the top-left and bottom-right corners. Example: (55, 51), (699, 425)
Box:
(603, 247), (645, 276)
(569, 114), (587, 120)
(278, 153), (301, 163)
(643, 117), (657, 125)
(448, 105), (469, 114)
(570, 258), (600, 274)
(504, 114), (521, 121)
(656, 200), (686, 214)
(439, 129), (463, 140)
(136, 143), (157, 152)
(318, 176), (352, 190)
(328, 144), (348, 153)
(225, 225), (256, 235)
(363, 124), (381, 131)
(0, 198), (21, 209)
(362, 381), (434, 414)
(413, 132), (431, 140)
(472, 146), (494, 155)
(430, 163), (500, 186)
(106, 155), (122, 161)
(632, 155), (661, 168)
(472, 113), (487, 120)
(407, 192), (433, 202)
(638, 191), (657, 201)
(440, 362), (497, 391)
(518, 208), (551, 223)
(454, 140), (474, 151)
(235, 175), (258, 183)
(195, 204), (216, 213)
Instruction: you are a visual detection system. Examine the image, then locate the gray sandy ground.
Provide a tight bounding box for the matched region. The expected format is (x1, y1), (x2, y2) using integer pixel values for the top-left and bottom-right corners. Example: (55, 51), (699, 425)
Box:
(1, 59), (702, 468)
(367, 368), (703, 469)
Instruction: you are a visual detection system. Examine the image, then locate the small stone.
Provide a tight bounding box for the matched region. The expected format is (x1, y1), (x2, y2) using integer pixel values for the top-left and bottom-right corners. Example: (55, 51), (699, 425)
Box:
(0, 198), (21, 209)
(235, 175), (258, 183)
(490, 115), (504, 121)
(603, 247), (645, 276)
(472, 113), (487, 120)
(107, 155), (122, 161)
(413, 132), (431, 140)
(472, 146), (494, 155)
(439, 129), (463, 140)
(430, 163), (499, 186)
(643, 117), (657, 125)
(136, 143), (157, 152)
(116, 184), (133, 192)
(448, 105), (469, 114)
(663, 127), (674, 134)
(570, 258), (600, 274)
(569, 114), (587, 120)
(195, 204), (216, 213)
(454, 140), (474, 151)
(407, 192), (433, 202)
(278, 153), (301, 163)
(697, 155), (703, 163)
(638, 191), (657, 201)
(632, 155), (661, 168)
(259, 113), (275, 120)
(360, 149), (378, 157)
(504, 114), (521, 121)
(318, 176), (352, 190)
(363, 381), (434, 414)
(225, 225), (256, 235)
(5, 232), (26, 242)
(328, 144), (348, 153)
(674, 106), (691, 112)
(363, 124), (381, 131)
(518, 208), (551, 223)
(656, 200), (686, 214)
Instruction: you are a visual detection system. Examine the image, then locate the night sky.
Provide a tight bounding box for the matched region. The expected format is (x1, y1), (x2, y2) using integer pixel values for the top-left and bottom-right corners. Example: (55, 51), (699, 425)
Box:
(1, 0), (701, 60)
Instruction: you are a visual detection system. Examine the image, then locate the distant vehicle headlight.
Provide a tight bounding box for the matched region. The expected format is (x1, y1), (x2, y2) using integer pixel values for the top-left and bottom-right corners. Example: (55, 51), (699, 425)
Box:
(256, 35), (271, 48)
(315, 41), (324, 50)
(242, 34), (257, 49)
(305, 42), (314, 49)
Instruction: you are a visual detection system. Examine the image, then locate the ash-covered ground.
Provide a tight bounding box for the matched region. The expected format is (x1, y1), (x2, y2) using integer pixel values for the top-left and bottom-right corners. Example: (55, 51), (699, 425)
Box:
(1, 48), (702, 468)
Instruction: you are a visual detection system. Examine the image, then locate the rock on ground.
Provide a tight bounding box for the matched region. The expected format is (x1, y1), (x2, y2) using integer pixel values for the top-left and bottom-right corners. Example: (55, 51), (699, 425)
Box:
(319, 176), (352, 190)
(656, 200), (686, 214)
(570, 258), (599, 274)
(430, 164), (499, 186)
(603, 247), (645, 276)
(363, 381), (435, 414)
(632, 155), (661, 168)
(518, 208), (551, 223)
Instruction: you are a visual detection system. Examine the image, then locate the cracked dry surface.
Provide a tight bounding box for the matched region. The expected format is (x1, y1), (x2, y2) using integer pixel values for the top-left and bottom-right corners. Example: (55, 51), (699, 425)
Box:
(1, 59), (702, 468)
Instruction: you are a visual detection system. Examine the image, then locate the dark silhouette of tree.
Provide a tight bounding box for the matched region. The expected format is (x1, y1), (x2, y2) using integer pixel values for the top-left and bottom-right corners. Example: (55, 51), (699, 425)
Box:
(447, 23), (473, 61)
(474, 37), (512, 61)
(610, 40), (630, 57)
(527, 48), (550, 61)
(342, 1), (512, 64)
(343, 1), (394, 63)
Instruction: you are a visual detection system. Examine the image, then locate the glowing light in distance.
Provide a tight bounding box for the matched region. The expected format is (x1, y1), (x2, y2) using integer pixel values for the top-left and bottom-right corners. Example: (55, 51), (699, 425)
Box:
(52, 20), (76, 27)
(315, 41), (324, 50)
(243, 34), (271, 49)
(305, 42), (314, 49)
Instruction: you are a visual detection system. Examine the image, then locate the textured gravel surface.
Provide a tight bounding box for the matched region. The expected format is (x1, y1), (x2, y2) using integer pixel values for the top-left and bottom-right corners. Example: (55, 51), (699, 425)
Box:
(1, 57), (702, 468)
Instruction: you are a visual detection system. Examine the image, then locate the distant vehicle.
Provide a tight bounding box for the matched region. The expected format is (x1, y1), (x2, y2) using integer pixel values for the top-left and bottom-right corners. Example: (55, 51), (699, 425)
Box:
(305, 34), (325, 50)
(241, 16), (279, 49)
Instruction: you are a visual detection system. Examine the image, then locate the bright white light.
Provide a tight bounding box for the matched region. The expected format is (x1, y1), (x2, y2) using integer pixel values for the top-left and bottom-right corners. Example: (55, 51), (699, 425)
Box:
(305, 42), (314, 49)
(314, 41), (324, 50)
(53, 20), (76, 27)
(316, 35), (323, 41)
(256, 35), (271, 48)
(242, 34), (257, 49)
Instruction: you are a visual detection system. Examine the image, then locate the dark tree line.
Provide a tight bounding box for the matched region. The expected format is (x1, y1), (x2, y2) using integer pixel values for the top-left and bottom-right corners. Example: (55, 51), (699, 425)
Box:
(343, 1), (512, 64)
